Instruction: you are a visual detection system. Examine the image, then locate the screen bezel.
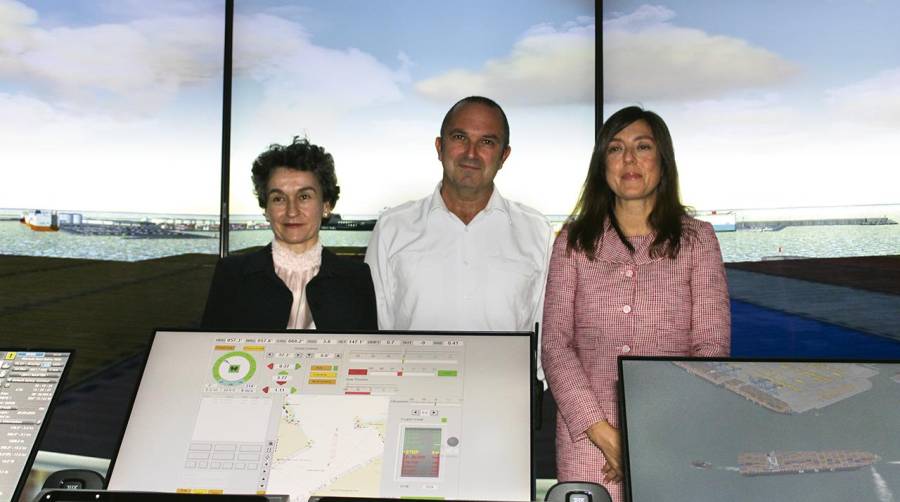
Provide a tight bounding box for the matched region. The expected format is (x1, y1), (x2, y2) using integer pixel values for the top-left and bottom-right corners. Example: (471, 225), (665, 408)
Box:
(106, 328), (536, 501)
(617, 355), (900, 502)
(38, 489), (277, 501)
(2, 348), (74, 502)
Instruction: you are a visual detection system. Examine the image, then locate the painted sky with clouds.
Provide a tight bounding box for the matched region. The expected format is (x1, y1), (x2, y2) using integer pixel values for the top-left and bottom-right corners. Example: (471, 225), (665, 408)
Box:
(229, 0), (595, 216)
(1, 0), (595, 216)
(0, 0), (224, 214)
(3, 0), (895, 216)
(603, 1), (900, 210)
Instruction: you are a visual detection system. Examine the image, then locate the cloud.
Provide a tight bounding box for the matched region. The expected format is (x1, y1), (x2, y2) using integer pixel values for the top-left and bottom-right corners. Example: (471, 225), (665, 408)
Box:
(603, 4), (797, 102)
(0, 92), (76, 150)
(0, 0), (36, 42)
(659, 96), (806, 142)
(603, 4), (674, 30)
(826, 68), (900, 127)
(228, 12), (411, 150)
(414, 18), (594, 106)
(224, 11), (417, 212)
(602, 91), (900, 210)
(233, 13), (408, 108)
(0, 90), (221, 214)
(90, 0), (221, 19)
(0, 1), (410, 124)
(0, 0), (222, 117)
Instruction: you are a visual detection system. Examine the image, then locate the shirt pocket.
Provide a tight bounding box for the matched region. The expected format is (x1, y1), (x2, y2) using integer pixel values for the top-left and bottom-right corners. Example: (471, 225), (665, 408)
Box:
(390, 250), (440, 313)
(390, 250), (458, 315)
(483, 254), (539, 323)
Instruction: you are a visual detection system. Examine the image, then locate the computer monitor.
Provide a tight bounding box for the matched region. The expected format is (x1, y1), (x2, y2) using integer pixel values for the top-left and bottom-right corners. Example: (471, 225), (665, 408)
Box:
(0, 349), (73, 502)
(37, 490), (278, 501)
(37, 490), (280, 501)
(618, 357), (900, 502)
(108, 330), (534, 502)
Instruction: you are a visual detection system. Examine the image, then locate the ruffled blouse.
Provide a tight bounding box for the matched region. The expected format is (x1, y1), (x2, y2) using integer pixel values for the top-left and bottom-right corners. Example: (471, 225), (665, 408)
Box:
(271, 239), (323, 329)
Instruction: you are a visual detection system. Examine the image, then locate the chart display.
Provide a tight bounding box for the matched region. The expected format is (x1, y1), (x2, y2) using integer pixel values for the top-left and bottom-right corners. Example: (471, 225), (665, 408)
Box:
(0, 351), (72, 502)
(109, 331), (532, 502)
(620, 358), (900, 502)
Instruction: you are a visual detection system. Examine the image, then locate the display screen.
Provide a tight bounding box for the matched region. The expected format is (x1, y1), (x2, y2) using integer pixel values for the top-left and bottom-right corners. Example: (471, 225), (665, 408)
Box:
(0, 350), (73, 502)
(108, 331), (533, 501)
(619, 357), (900, 502)
(39, 490), (277, 502)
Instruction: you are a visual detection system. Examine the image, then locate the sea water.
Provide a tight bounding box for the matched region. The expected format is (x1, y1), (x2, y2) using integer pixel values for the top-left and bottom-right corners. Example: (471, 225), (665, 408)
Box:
(1, 218), (898, 263)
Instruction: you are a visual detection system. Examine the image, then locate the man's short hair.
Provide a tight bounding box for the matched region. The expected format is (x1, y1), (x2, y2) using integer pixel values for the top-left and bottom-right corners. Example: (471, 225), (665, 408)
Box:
(439, 96), (510, 149)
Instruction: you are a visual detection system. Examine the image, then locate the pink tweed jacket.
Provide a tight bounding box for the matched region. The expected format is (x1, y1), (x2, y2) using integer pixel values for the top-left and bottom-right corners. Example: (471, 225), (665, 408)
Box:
(541, 218), (730, 501)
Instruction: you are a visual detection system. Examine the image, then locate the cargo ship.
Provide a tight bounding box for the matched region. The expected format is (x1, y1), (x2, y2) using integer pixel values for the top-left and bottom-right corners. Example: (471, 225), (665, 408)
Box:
(738, 450), (880, 476)
(20, 210), (85, 232)
(21, 210), (59, 231)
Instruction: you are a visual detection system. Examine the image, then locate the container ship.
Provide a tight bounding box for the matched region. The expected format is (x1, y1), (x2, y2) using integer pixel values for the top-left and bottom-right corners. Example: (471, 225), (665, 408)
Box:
(738, 450), (880, 476)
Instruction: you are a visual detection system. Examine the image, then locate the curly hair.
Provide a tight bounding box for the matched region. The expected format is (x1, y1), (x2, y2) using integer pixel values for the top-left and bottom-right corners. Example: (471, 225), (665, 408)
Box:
(251, 136), (340, 211)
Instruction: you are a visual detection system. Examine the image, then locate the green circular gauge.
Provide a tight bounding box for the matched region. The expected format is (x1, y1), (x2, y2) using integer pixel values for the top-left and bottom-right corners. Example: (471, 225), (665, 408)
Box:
(212, 351), (256, 385)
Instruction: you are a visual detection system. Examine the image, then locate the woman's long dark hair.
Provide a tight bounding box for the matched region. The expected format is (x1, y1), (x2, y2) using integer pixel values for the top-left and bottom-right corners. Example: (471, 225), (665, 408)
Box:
(567, 106), (691, 259)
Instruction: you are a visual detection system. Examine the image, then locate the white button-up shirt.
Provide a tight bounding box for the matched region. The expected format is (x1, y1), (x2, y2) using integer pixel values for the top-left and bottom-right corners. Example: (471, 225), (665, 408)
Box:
(365, 183), (553, 333)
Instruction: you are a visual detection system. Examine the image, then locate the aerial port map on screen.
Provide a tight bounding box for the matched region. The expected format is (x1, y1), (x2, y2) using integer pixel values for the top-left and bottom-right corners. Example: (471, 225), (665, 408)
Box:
(621, 359), (900, 502)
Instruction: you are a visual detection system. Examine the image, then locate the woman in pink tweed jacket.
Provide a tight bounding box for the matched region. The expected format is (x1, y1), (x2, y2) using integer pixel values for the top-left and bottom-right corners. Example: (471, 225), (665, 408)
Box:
(541, 106), (730, 501)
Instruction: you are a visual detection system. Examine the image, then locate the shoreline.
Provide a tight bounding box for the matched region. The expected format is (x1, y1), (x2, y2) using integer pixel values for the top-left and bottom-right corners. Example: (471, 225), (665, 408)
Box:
(9, 215), (900, 236)
(736, 217), (896, 232)
(3, 219), (899, 263)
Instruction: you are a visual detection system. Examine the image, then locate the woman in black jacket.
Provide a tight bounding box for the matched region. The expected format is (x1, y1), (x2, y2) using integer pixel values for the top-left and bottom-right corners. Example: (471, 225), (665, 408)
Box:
(202, 137), (377, 331)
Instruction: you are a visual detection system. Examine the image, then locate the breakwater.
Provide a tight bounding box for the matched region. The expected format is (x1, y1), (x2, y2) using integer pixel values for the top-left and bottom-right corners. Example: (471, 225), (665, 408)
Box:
(737, 217), (896, 232)
(60, 223), (212, 239)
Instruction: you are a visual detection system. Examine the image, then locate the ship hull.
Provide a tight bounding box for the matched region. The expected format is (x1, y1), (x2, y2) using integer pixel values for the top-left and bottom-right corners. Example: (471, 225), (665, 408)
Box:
(24, 222), (58, 232)
(738, 450), (880, 476)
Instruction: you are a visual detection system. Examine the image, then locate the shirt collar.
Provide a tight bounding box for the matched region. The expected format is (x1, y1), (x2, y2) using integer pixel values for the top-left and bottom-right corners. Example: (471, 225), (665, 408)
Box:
(271, 238), (323, 272)
(428, 181), (512, 221)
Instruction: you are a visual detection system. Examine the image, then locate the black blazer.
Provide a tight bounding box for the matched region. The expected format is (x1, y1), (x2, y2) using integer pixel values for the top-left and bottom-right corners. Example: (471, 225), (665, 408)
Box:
(201, 245), (377, 331)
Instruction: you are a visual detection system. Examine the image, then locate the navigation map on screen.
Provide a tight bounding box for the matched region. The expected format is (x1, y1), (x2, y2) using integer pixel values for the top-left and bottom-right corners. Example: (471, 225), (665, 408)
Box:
(620, 358), (900, 502)
(109, 331), (532, 502)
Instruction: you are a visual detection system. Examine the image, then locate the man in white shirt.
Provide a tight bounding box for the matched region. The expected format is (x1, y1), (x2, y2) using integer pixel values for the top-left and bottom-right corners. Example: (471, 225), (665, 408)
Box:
(365, 96), (553, 332)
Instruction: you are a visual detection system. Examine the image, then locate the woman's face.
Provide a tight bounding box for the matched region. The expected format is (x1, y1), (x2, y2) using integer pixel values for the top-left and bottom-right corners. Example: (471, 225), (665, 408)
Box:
(604, 119), (662, 205)
(264, 167), (332, 254)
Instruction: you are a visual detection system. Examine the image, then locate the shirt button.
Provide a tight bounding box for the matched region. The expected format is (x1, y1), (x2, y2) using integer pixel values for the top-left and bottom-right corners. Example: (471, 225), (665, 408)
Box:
(622, 305), (632, 313)
(624, 269), (634, 278)
(622, 345), (632, 353)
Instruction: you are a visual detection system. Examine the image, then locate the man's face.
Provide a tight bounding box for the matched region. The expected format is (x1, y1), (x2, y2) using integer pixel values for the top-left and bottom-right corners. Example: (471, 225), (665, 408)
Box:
(435, 102), (511, 198)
